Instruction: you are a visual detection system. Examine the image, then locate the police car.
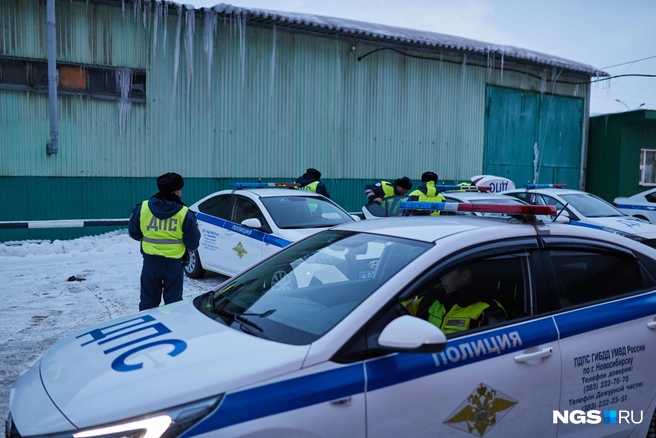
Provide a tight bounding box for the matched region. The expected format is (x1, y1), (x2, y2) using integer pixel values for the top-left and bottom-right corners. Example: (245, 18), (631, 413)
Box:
(9, 202), (656, 438)
(503, 184), (656, 248)
(184, 183), (356, 281)
(614, 188), (656, 224)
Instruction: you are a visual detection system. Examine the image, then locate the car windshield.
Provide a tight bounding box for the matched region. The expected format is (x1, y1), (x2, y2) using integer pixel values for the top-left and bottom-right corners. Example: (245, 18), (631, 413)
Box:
(201, 230), (431, 345)
(560, 193), (625, 218)
(261, 196), (354, 229)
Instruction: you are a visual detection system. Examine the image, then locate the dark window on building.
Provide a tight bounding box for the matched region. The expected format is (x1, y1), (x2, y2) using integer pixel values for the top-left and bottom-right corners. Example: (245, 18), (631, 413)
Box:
(0, 57), (145, 103)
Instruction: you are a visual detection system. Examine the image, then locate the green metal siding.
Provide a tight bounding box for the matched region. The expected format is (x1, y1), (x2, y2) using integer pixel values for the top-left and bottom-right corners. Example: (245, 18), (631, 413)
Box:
(2, 175), (466, 242)
(587, 111), (656, 202)
(1, 1), (593, 235)
(484, 86), (584, 188)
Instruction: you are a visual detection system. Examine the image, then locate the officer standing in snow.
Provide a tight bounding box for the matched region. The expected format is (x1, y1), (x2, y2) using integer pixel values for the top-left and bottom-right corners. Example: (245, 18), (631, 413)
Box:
(129, 172), (200, 311)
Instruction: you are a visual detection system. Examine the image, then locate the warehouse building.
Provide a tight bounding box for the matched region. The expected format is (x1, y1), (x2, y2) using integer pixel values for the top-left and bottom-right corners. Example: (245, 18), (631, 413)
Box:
(0, 0), (606, 241)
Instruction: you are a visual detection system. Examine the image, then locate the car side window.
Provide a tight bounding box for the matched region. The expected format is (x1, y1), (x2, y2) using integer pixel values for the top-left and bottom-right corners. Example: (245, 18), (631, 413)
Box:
(541, 195), (566, 210)
(198, 194), (232, 219)
(645, 192), (656, 203)
(233, 197), (270, 232)
(549, 250), (649, 309)
(400, 251), (533, 337)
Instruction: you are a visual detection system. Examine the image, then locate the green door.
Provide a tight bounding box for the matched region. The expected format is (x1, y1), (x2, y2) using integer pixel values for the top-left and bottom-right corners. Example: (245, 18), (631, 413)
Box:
(484, 86), (584, 188)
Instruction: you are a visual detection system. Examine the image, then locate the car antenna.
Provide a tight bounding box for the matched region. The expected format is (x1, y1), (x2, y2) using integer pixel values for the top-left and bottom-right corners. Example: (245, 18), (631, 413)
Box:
(552, 202), (570, 222)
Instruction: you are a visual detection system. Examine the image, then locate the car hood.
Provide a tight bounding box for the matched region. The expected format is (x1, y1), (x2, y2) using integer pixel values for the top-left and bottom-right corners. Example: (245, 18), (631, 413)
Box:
(278, 227), (329, 242)
(578, 217), (656, 239)
(39, 300), (309, 429)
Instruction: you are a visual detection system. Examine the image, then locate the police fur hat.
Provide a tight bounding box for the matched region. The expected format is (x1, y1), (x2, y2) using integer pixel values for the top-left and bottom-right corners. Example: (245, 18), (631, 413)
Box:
(421, 171), (438, 183)
(306, 168), (322, 179)
(157, 172), (184, 193)
(395, 176), (412, 190)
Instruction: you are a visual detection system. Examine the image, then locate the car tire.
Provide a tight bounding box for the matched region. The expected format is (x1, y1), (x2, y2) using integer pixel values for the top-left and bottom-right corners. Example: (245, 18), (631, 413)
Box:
(270, 265), (295, 290)
(184, 249), (206, 279)
(648, 408), (656, 438)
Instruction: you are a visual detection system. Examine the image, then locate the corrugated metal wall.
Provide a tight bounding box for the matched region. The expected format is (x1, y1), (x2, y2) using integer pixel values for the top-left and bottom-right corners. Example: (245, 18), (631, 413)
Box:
(588, 111), (656, 202)
(1, 0), (592, 240)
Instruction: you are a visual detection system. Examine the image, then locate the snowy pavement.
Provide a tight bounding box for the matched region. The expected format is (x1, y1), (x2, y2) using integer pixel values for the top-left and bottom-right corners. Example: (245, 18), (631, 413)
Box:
(0, 230), (228, 435)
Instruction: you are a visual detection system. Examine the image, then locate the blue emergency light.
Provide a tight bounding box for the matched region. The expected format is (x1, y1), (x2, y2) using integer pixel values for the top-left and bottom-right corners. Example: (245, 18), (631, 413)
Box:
(231, 182), (300, 188)
(524, 183), (567, 189)
(439, 185), (492, 192)
(399, 201), (557, 215)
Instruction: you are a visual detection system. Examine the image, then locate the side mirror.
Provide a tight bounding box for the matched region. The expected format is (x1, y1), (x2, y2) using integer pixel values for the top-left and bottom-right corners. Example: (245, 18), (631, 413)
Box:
(241, 218), (262, 229)
(378, 315), (447, 353)
(553, 209), (570, 223)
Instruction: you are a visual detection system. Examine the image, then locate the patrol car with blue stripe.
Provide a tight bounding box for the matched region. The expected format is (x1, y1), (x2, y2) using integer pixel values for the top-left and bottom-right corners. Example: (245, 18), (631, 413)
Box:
(614, 187), (656, 224)
(183, 183), (356, 283)
(503, 185), (656, 249)
(8, 203), (656, 438)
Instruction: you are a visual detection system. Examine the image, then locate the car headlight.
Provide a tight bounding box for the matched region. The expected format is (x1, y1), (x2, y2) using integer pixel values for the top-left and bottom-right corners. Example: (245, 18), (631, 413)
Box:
(10, 396), (222, 438)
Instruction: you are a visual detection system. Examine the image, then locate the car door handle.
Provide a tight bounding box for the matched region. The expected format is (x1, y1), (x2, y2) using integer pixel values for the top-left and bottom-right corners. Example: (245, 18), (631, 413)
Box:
(330, 397), (351, 407)
(513, 347), (553, 363)
(647, 321), (656, 329)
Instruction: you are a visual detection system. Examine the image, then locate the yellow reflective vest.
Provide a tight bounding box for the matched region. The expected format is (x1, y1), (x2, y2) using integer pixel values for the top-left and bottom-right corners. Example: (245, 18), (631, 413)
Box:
(299, 181), (319, 193)
(407, 181), (446, 216)
(139, 201), (188, 259)
(380, 181), (396, 198)
(428, 300), (506, 334)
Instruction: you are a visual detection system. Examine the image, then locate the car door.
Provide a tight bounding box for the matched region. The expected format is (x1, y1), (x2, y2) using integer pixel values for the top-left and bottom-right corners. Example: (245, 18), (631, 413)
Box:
(538, 239), (656, 437)
(221, 196), (268, 275)
(195, 193), (233, 273)
(359, 241), (562, 437)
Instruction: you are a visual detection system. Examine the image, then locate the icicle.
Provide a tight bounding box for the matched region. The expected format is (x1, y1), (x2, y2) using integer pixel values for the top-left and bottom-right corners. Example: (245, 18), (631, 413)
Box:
(133, 0), (141, 22)
(551, 66), (557, 84)
(204, 8), (218, 106)
(440, 50), (443, 75)
(162, 1), (169, 59)
(486, 51), (491, 82)
(152, 1), (161, 64)
(170, 4), (183, 122)
(238, 12), (247, 89)
(500, 53), (504, 80)
(460, 53), (467, 87)
(143, 0), (150, 30)
(539, 70), (547, 94)
(184, 7), (195, 113)
(122, 0), (125, 16)
(574, 83), (579, 97)
(116, 68), (133, 135)
(533, 142), (539, 184)
(269, 24), (276, 98)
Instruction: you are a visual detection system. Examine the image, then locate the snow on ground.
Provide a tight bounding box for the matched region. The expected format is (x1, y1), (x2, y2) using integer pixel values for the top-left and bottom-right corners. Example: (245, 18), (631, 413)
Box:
(0, 230), (228, 435)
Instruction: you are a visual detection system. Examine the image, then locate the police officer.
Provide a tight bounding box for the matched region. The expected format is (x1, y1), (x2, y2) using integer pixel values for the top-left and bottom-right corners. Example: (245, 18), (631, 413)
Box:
(128, 172), (200, 311)
(405, 171), (446, 215)
(296, 168), (330, 198)
(365, 176), (413, 204)
(403, 265), (507, 334)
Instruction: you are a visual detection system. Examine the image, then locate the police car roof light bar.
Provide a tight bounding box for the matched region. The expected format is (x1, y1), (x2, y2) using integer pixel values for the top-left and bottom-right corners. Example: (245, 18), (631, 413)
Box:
(524, 183), (567, 189)
(231, 182), (301, 188)
(439, 185), (492, 192)
(399, 201), (557, 215)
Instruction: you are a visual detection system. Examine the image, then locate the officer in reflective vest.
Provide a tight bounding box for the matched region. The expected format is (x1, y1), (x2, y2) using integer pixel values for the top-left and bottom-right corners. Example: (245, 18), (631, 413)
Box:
(405, 171), (446, 216)
(402, 266), (507, 334)
(128, 172), (200, 311)
(365, 176), (413, 204)
(295, 168), (330, 198)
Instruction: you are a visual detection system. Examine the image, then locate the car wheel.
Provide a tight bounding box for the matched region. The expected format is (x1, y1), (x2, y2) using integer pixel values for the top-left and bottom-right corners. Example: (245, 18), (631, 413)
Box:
(184, 249), (206, 279)
(270, 266), (295, 290)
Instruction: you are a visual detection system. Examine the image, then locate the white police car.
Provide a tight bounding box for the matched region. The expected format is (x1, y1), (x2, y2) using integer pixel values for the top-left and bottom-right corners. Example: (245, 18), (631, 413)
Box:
(503, 184), (656, 248)
(614, 188), (656, 224)
(184, 183), (355, 281)
(9, 202), (656, 437)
